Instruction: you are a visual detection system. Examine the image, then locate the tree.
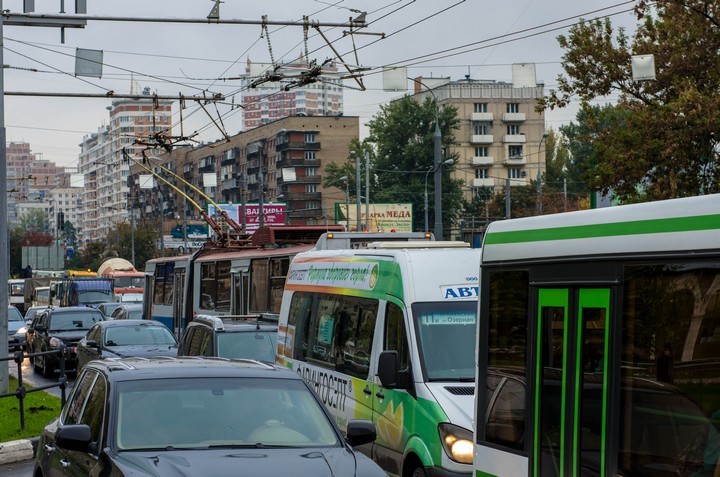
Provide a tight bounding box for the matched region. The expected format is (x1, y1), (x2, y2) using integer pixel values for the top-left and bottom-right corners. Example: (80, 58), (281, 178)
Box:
(364, 95), (464, 236)
(104, 219), (159, 271)
(539, 1), (720, 202)
(19, 209), (50, 234)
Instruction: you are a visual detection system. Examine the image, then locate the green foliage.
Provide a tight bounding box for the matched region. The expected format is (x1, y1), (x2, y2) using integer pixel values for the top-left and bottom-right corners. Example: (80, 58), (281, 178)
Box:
(540, 2), (720, 202)
(365, 95), (463, 236)
(104, 219), (159, 271)
(0, 376), (62, 442)
(19, 209), (49, 234)
(8, 227), (25, 278)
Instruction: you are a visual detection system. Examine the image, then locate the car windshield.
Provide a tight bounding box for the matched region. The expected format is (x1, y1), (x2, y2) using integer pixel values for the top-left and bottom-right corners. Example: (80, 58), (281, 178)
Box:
(8, 307), (23, 322)
(104, 325), (176, 346)
(217, 331), (277, 361)
(79, 291), (113, 304)
(50, 312), (103, 331)
(412, 301), (477, 381)
(115, 377), (339, 450)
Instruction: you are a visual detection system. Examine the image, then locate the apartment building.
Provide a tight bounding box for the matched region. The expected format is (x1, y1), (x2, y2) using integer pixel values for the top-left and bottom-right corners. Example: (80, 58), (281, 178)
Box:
(78, 88), (172, 245)
(240, 58), (344, 129)
(128, 115), (359, 234)
(412, 76), (546, 201)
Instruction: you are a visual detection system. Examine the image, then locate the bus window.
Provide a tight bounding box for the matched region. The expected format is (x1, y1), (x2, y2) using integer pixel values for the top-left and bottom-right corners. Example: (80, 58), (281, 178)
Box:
(250, 260), (269, 313)
(200, 263), (216, 310)
(216, 261), (231, 313)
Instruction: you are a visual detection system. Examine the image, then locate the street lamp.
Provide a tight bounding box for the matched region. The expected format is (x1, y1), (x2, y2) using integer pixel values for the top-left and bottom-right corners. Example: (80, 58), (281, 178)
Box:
(425, 159), (454, 234)
(537, 130), (549, 215)
(338, 175), (350, 230)
(410, 77), (444, 238)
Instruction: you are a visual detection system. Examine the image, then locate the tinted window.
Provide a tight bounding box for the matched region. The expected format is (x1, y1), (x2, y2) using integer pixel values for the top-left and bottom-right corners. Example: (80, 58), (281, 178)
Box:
(385, 302), (410, 372)
(80, 374), (106, 450)
(50, 311), (103, 331)
(216, 331), (276, 361)
(63, 369), (96, 424)
(288, 292), (378, 379)
(487, 270), (529, 368)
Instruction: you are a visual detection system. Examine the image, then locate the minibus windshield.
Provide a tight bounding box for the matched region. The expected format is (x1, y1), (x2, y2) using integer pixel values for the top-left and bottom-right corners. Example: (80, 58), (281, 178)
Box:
(412, 301), (477, 381)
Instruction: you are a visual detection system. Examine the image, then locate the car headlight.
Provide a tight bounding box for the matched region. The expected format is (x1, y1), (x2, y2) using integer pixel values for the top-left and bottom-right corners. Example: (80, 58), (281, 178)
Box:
(438, 423), (473, 464)
(49, 337), (64, 348)
(16, 327), (27, 335)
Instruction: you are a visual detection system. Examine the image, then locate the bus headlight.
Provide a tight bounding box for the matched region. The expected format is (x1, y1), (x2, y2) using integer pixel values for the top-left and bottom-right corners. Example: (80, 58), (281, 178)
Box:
(438, 423), (473, 464)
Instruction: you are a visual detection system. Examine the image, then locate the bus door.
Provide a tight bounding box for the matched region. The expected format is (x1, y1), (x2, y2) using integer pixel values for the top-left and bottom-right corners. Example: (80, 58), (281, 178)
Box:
(231, 266), (248, 315)
(533, 288), (611, 477)
(172, 269), (186, 337)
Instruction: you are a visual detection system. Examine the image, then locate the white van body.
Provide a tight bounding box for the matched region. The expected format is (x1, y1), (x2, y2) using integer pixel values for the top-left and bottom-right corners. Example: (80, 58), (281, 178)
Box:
(277, 243), (480, 476)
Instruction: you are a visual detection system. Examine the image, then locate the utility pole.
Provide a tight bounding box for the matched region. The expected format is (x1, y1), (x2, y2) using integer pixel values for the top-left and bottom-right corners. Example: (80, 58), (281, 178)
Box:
(433, 116), (443, 239)
(355, 152), (361, 232)
(365, 151), (370, 232)
(536, 131), (549, 215)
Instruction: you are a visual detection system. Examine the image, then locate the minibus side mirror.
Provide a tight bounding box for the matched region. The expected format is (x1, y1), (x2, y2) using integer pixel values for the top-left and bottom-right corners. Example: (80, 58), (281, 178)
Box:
(378, 350), (400, 389)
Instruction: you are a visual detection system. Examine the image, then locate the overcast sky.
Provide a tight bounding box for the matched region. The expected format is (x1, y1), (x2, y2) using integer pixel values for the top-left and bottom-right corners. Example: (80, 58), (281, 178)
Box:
(2, 0), (639, 168)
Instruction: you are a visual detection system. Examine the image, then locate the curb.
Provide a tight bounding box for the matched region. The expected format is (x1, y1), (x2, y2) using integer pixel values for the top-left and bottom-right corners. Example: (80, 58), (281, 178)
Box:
(0, 437), (37, 465)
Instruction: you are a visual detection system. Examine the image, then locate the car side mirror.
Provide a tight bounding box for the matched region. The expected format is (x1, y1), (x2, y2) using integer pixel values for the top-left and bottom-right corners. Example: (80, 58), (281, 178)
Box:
(56, 424), (93, 452)
(25, 319), (32, 327)
(378, 350), (400, 389)
(346, 420), (377, 447)
(34, 324), (46, 333)
(86, 340), (100, 349)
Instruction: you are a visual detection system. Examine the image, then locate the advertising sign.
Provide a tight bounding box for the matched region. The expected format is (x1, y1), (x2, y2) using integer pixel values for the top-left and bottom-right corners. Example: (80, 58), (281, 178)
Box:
(335, 203), (413, 232)
(208, 203), (287, 234)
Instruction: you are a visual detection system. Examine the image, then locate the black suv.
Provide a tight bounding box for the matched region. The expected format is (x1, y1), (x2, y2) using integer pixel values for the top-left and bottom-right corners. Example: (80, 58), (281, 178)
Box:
(34, 357), (385, 477)
(177, 314), (277, 361)
(27, 306), (104, 377)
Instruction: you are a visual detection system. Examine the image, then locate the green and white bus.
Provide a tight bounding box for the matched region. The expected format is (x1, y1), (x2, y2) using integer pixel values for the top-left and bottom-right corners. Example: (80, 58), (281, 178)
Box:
(473, 194), (720, 477)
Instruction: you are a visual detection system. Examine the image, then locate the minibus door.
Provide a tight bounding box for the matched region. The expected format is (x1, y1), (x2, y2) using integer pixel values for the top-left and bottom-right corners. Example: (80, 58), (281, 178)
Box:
(533, 288), (611, 477)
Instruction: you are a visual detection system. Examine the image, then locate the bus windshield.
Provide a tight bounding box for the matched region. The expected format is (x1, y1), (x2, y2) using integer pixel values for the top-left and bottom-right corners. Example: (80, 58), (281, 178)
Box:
(412, 301), (477, 381)
(114, 276), (145, 288)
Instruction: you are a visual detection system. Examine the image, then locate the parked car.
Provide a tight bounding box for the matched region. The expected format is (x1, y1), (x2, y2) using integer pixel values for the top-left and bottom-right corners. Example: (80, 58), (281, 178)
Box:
(177, 314), (277, 362)
(27, 306), (104, 377)
(109, 303), (143, 320)
(97, 302), (123, 318)
(8, 305), (26, 351)
(76, 319), (177, 371)
(34, 357), (385, 477)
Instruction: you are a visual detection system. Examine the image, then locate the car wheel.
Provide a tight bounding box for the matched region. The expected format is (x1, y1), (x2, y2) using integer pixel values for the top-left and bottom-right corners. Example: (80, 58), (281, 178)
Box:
(33, 355), (43, 375)
(411, 466), (427, 477)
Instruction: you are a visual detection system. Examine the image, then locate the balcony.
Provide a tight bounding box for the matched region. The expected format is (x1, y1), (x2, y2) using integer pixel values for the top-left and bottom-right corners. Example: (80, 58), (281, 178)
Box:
(294, 176), (322, 184)
(505, 155), (526, 165)
(294, 192), (322, 201)
(471, 135), (494, 144)
(502, 112), (526, 122)
(503, 134), (526, 143)
(199, 164), (215, 173)
(276, 141), (320, 152)
(472, 156), (494, 166)
(289, 209), (323, 219)
(471, 112), (493, 122)
(221, 178), (240, 191)
(472, 178), (495, 188)
(276, 157), (320, 168)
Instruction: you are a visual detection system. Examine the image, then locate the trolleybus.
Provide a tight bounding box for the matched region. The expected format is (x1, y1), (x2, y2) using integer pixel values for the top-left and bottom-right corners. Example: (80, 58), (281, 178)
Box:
(473, 194), (720, 477)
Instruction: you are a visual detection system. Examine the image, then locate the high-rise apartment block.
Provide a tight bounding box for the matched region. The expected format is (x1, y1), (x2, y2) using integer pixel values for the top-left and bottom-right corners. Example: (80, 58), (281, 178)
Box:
(78, 88), (172, 246)
(240, 58), (344, 129)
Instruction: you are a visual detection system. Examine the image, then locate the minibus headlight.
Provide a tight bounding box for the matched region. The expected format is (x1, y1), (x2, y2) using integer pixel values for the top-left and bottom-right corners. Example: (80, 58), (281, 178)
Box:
(438, 423), (473, 464)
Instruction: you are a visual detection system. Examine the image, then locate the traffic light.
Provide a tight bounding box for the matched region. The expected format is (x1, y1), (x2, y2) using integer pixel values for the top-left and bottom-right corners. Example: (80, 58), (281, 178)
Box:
(57, 211), (65, 231)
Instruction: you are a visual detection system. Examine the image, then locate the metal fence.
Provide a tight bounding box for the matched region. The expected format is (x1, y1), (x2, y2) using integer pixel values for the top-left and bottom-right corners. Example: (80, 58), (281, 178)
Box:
(0, 348), (69, 431)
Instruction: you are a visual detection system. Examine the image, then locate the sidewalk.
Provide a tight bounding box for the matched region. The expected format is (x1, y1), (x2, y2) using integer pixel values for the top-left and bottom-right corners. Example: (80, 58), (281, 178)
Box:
(0, 438), (36, 465)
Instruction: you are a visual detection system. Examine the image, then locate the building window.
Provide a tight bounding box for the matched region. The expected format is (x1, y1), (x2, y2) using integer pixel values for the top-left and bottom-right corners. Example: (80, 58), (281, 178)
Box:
(306, 167), (318, 176)
(475, 147), (489, 157)
(508, 145), (523, 158)
(476, 168), (489, 179)
(507, 125), (520, 135)
(306, 201), (320, 210)
(474, 103), (488, 113)
(305, 151), (316, 160)
(306, 185), (317, 193)
(508, 168), (523, 179)
(474, 123), (491, 135)
(305, 133), (316, 143)
(507, 103), (520, 113)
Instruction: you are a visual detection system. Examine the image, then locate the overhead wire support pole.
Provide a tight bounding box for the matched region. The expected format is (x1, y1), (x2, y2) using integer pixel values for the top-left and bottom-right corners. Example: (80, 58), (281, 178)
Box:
(3, 12), (369, 29)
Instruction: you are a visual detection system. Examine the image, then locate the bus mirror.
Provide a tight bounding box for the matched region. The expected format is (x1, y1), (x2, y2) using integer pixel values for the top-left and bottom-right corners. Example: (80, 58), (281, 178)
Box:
(378, 350), (399, 389)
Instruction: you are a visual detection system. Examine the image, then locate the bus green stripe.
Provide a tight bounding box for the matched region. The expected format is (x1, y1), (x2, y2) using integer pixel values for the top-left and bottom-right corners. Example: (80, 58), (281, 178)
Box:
(484, 214), (720, 245)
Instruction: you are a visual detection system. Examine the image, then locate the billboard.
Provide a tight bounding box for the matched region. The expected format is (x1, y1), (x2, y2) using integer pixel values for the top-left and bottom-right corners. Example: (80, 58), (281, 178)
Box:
(336, 203), (413, 232)
(208, 203), (287, 234)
